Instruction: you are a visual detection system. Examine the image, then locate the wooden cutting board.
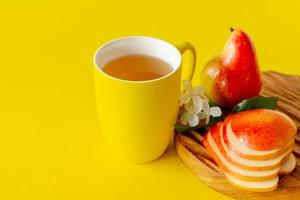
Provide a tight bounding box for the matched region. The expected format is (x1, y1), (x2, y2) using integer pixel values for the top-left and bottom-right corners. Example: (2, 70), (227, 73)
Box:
(175, 71), (300, 200)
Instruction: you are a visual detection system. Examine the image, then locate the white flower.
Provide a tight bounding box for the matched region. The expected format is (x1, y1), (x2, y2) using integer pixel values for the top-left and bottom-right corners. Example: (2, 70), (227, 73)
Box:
(180, 80), (205, 108)
(198, 98), (211, 124)
(209, 106), (222, 117)
(180, 111), (199, 127)
(179, 80), (222, 127)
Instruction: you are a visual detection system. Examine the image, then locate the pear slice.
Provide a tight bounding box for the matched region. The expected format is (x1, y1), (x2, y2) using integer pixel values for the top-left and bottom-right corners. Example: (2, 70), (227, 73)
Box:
(202, 110), (297, 192)
(221, 121), (293, 170)
(224, 110), (296, 156)
(279, 154), (296, 175)
(204, 128), (280, 182)
(225, 173), (278, 192)
(224, 118), (294, 160)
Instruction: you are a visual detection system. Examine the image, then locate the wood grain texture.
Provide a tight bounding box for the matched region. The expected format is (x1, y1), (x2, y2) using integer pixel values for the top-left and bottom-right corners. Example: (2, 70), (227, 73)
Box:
(175, 71), (300, 200)
(261, 71), (300, 127)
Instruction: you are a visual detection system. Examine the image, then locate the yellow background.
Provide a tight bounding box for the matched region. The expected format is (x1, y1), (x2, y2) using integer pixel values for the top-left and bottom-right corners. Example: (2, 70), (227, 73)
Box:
(0, 0), (299, 199)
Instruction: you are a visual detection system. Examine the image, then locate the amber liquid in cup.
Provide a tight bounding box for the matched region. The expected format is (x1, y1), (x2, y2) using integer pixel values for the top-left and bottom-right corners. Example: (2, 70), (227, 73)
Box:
(102, 54), (173, 81)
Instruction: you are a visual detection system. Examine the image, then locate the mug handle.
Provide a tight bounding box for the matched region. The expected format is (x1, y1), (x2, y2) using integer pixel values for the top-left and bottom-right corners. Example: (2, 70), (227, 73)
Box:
(175, 42), (197, 82)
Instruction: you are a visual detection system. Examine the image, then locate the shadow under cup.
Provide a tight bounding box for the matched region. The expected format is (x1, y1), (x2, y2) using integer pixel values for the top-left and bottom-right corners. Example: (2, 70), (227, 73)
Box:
(94, 36), (182, 163)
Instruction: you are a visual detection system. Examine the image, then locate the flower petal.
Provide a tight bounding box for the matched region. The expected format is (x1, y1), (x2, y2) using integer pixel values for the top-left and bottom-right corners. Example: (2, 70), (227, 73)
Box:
(209, 106), (222, 117)
(182, 80), (193, 93)
(193, 105), (202, 114)
(192, 95), (203, 110)
(180, 92), (191, 104)
(188, 114), (199, 127)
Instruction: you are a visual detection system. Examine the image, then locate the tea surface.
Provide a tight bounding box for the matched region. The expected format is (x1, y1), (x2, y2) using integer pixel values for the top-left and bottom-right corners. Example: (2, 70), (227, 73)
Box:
(102, 55), (173, 81)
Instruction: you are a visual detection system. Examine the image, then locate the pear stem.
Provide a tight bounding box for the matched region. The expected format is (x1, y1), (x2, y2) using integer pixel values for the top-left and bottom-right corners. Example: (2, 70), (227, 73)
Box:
(230, 27), (234, 32)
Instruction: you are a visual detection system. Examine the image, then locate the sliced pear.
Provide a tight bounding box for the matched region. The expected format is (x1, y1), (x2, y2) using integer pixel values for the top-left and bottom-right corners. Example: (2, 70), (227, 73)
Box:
(221, 122), (293, 170)
(279, 154), (296, 175)
(225, 173), (278, 192)
(204, 129), (280, 182)
(226, 120), (277, 155)
(202, 110), (297, 192)
(224, 120), (294, 160)
(226, 110), (296, 151)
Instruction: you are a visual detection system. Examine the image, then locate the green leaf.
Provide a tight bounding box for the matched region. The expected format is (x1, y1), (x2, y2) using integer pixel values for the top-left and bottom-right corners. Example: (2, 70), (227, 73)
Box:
(231, 96), (278, 113)
(174, 124), (199, 133)
(206, 116), (222, 127)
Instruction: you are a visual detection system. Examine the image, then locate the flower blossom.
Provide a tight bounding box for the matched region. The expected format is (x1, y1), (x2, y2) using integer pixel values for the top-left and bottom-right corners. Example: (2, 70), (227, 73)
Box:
(179, 80), (222, 127)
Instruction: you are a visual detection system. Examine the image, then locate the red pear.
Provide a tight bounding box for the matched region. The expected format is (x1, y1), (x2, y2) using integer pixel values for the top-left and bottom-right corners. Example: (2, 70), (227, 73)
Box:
(200, 28), (262, 108)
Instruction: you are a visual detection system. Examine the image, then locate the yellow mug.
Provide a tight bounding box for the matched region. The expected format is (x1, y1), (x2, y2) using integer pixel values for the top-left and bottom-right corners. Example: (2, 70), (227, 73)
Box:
(94, 36), (196, 163)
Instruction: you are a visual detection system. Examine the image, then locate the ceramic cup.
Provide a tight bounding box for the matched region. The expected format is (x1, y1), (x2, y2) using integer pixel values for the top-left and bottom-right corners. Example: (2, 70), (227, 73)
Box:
(94, 36), (196, 163)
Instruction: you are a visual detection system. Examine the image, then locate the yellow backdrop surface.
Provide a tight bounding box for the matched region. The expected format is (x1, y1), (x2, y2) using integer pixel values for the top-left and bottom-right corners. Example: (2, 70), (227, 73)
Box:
(0, 0), (299, 199)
